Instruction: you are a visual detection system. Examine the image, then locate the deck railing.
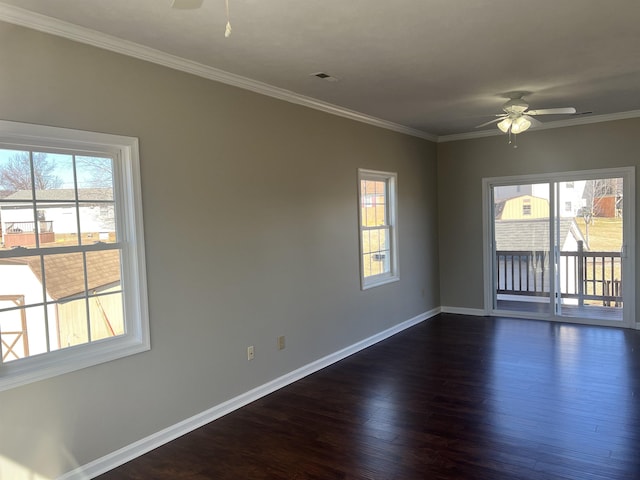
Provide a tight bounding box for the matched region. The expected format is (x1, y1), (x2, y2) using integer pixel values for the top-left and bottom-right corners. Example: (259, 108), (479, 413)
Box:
(2, 221), (55, 247)
(496, 241), (622, 307)
(5, 221), (53, 234)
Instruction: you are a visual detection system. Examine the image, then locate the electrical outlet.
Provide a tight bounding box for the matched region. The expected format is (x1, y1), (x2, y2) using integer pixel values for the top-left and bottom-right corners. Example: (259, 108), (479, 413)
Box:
(278, 335), (286, 350)
(247, 345), (255, 361)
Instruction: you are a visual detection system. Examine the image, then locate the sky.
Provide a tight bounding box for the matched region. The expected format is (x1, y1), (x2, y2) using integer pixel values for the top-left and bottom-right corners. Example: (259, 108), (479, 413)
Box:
(0, 148), (113, 190)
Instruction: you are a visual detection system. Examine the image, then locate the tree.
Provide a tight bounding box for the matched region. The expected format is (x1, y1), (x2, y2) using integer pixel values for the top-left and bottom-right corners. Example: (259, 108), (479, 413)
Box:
(0, 152), (63, 191)
(579, 178), (623, 245)
(75, 156), (113, 188)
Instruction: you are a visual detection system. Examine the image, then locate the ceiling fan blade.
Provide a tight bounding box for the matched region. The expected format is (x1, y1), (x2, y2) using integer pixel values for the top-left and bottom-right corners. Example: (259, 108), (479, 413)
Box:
(527, 107), (577, 115)
(171, 0), (204, 9)
(523, 115), (543, 128)
(475, 117), (506, 128)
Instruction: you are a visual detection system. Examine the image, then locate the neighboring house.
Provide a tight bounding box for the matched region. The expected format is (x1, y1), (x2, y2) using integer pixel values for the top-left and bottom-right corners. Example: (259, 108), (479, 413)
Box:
(0, 250), (122, 362)
(494, 218), (588, 303)
(0, 188), (114, 247)
(554, 181), (587, 218)
(495, 195), (549, 220)
(0, 189), (15, 244)
(592, 194), (622, 218)
(494, 182), (587, 218)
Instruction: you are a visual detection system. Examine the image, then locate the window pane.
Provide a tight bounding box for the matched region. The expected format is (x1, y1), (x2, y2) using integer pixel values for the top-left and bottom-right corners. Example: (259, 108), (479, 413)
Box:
(362, 230), (371, 256)
(361, 182), (387, 224)
(376, 201), (386, 225)
(493, 183), (551, 314)
(80, 202), (117, 244)
(44, 203), (79, 246)
(362, 228), (390, 277)
(0, 205), (35, 249)
(365, 205), (377, 226)
(560, 177), (623, 320)
(86, 249), (123, 338)
(0, 307), (29, 362)
(57, 298), (89, 349)
(0, 149), (33, 195)
(362, 252), (373, 278)
(43, 252), (87, 302)
(34, 153), (74, 200)
(89, 291), (124, 341)
(0, 305), (48, 361)
(369, 229), (381, 253)
(85, 250), (122, 294)
(76, 156), (114, 193)
(0, 256), (46, 307)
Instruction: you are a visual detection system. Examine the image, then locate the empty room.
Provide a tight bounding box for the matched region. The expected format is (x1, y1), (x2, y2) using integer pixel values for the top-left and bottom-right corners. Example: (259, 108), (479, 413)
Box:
(0, 1), (639, 479)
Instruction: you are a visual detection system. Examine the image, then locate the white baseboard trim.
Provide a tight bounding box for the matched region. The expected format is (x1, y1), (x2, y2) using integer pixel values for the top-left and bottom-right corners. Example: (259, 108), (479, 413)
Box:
(60, 307), (440, 480)
(440, 306), (487, 317)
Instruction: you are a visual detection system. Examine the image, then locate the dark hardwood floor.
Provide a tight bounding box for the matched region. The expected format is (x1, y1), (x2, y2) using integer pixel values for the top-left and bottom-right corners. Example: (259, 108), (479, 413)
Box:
(97, 314), (640, 479)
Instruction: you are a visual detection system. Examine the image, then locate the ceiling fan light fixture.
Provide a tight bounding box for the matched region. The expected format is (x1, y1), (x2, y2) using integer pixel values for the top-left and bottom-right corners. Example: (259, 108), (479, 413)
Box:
(510, 116), (531, 134)
(497, 118), (512, 133)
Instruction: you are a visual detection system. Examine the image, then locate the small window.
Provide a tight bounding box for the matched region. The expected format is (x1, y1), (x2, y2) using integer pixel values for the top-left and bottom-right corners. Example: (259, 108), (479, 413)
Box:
(0, 121), (149, 391)
(522, 204), (532, 215)
(565, 201), (572, 212)
(358, 169), (399, 289)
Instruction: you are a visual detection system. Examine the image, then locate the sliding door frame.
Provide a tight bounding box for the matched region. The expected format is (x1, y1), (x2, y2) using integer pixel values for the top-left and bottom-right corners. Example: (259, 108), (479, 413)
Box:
(482, 167), (635, 329)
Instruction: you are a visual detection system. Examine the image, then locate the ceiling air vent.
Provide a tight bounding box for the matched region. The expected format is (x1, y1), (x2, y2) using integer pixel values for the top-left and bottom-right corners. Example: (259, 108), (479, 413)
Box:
(311, 72), (339, 82)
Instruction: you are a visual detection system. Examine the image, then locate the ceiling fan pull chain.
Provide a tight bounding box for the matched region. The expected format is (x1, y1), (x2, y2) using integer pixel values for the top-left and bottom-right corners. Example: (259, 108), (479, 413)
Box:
(224, 0), (232, 37)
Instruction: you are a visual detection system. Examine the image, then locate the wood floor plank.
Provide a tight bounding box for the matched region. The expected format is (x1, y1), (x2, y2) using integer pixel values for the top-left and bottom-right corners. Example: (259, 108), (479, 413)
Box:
(96, 314), (640, 479)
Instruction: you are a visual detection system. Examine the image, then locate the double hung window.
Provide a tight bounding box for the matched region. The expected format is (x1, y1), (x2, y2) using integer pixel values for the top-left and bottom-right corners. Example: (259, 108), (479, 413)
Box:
(0, 121), (149, 391)
(358, 169), (399, 289)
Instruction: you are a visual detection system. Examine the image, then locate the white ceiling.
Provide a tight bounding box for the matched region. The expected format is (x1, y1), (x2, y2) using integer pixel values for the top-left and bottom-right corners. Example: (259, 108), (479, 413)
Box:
(1, 0), (639, 140)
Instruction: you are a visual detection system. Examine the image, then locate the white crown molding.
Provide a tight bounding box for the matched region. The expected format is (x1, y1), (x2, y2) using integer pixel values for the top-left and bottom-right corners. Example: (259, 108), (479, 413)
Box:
(437, 109), (640, 143)
(2, 3), (637, 146)
(0, 3), (437, 142)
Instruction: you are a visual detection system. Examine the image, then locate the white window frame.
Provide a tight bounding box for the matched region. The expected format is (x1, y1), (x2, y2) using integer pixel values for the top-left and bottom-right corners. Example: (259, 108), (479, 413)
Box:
(0, 120), (150, 391)
(357, 168), (399, 290)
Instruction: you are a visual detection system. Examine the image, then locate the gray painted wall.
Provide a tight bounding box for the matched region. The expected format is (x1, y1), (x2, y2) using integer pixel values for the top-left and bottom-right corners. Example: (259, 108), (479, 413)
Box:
(437, 118), (640, 311)
(0, 23), (439, 478)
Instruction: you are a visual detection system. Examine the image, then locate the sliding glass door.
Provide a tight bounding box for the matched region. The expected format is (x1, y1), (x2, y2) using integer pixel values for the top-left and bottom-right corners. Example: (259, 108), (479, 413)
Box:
(484, 168), (634, 327)
(555, 178), (624, 321)
(492, 182), (552, 315)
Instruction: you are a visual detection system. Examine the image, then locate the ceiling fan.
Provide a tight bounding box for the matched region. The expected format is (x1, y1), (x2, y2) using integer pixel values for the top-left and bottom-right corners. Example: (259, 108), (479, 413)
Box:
(477, 96), (577, 136)
(171, 0), (232, 37)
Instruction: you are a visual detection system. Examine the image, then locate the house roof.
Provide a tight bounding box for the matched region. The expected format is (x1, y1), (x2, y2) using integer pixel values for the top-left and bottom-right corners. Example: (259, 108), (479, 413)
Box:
(27, 249), (121, 301)
(4, 188), (113, 202)
(494, 218), (587, 252)
(0, 190), (16, 199)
